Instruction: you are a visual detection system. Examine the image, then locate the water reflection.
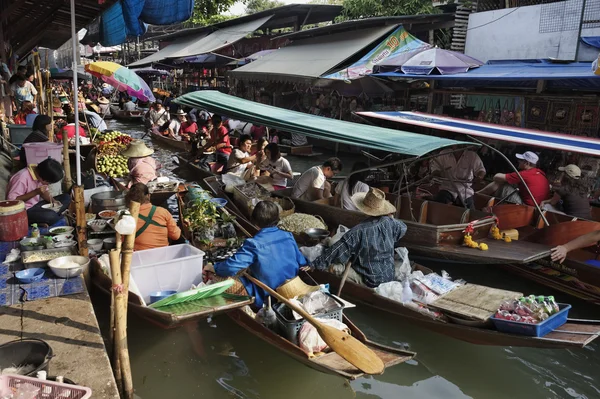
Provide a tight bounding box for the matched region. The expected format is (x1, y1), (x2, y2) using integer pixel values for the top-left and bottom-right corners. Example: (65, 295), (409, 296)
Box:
(99, 119), (600, 399)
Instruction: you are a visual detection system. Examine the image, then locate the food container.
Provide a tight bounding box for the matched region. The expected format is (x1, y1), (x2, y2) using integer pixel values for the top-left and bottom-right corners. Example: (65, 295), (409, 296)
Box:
(48, 255), (89, 279)
(490, 303), (571, 337)
(86, 213), (96, 222)
(41, 202), (62, 212)
(22, 247), (78, 269)
(48, 226), (74, 235)
(103, 237), (116, 250)
(149, 290), (177, 304)
(15, 268), (46, 284)
(98, 210), (118, 220)
(53, 240), (77, 248)
(91, 191), (126, 214)
(52, 234), (74, 242)
(304, 228), (330, 240)
(209, 198), (228, 208)
(87, 238), (104, 251)
(88, 219), (108, 232)
(19, 237), (45, 251)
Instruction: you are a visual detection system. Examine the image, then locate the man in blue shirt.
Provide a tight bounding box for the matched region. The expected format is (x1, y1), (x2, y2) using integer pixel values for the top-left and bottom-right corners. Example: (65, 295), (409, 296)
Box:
(311, 188), (407, 287)
(206, 201), (308, 308)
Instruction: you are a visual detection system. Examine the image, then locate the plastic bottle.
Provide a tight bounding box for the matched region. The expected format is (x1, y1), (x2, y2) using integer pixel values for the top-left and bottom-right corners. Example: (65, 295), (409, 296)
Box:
(31, 224), (39, 238)
(536, 295), (553, 315)
(547, 296), (560, 314)
(401, 280), (413, 304)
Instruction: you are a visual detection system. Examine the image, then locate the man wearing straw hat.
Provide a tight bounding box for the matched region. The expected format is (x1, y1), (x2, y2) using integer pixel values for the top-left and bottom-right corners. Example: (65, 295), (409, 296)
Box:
(311, 188), (407, 286)
(122, 140), (160, 186)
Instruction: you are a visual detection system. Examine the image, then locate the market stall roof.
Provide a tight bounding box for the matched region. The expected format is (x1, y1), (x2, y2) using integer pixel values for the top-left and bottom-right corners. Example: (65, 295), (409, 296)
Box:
(373, 59), (600, 91)
(151, 4), (343, 42)
(276, 14), (455, 41)
(229, 25), (398, 84)
(357, 111), (600, 157)
(174, 91), (475, 156)
(128, 15), (272, 67)
(2, 0), (117, 56)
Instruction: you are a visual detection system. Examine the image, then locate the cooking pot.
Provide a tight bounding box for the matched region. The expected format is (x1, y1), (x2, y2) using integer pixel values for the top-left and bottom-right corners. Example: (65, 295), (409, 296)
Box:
(91, 191), (126, 214)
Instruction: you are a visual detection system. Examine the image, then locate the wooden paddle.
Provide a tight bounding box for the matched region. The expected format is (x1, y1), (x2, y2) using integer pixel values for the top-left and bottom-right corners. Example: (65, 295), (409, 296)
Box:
(243, 272), (385, 375)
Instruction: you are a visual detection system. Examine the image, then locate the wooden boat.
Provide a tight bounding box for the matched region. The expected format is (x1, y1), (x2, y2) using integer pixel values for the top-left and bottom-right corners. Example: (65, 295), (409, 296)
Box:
(150, 131), (191, 152)
(109, 105), (144, 121)
(306, 269), (600, 348)
(227, 308), (414, 379)
(90, 260), (254, 329)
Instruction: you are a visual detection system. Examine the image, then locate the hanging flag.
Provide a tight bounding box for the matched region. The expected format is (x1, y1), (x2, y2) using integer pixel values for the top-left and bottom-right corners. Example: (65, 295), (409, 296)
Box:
(323, 26), (431, 81)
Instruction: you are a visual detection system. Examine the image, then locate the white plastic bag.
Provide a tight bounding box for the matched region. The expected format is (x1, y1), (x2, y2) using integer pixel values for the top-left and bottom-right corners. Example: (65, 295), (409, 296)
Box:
(375, 281), (404, 303)
(299, 244), (325, 262)
(299, 318), (349, 356)
(115, 215), (136, 235)
(394, 247), (411, 281)
(302, 291), (339, 315)
(326, 224), (349, 247)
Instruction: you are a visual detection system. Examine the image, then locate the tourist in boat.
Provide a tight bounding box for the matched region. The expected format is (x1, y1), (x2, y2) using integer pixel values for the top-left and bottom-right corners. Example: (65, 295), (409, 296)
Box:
(253, 137), (269, 168)
(122, 141), (160, 186)
(478, 151), (550, 206)
(334, 162), (370, 211)
(146, 100), (170, 130)
(126, 183), (181, 251)
(291, 157), (342, 201)
(261, 143), (292, 190)
(310, 188), (406, 287)
(6, 158), (71, 225)
(551, 229), (600, 263)
(226, 134), (257, 176)
(209, 114), (232, 167)
(98, 96), (111, 118)
(541, 164), (591, 219)
(430, 147), (486, 209)
(204, 200), (308, 307)
(122, 96), (137, 112)
(165, 109), (185, 140)
(180, 112), (198, 141)
(56, 114), (86, 141)
(20, 115), (52, 165)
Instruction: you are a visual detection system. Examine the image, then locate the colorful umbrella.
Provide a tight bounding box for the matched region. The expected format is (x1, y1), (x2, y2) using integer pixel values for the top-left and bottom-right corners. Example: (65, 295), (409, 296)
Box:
(84, 61), (155, 102)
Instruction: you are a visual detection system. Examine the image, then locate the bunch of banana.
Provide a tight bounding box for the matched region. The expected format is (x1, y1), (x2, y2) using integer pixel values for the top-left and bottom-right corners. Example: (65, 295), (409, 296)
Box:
(464, 234), (489, 251)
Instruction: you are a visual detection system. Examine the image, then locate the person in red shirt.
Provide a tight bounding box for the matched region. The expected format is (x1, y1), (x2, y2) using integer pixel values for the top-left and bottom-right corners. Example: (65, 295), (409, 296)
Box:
(478, 151), (550, 206)
(210, 114), (231, 167)
(56, 114), (86, 141)
(180, 113), (198, 142)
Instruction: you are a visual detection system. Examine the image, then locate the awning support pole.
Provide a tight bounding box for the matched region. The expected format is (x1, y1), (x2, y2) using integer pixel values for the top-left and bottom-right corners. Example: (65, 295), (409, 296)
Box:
(70, 0), (81, 186)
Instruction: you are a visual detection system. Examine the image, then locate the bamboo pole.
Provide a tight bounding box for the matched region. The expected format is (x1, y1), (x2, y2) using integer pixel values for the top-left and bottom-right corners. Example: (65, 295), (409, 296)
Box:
(62, 128), (72, 191)
(46, 71), (54, 142)
(109, 248), (124, 396)
(33, 51), (44, 114)
(73, 186), (88, 258)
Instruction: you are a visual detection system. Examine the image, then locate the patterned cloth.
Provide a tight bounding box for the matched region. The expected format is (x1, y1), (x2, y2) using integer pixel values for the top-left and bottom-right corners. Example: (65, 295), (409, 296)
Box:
(311, 216), (407, 287)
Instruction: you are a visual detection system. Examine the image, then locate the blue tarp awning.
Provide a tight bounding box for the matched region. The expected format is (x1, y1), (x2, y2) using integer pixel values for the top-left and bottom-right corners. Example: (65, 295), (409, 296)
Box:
(581, 37), (600, 49)
(357, 111), (600, 157)
(373, 59), (600, 90)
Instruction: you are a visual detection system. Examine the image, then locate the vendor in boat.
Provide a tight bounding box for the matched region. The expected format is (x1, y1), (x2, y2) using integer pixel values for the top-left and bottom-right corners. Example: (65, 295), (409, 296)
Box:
(146, 100), (170, 129)
(122, 140), (160, 186)
(98, 97), (111, 117)
(541, 164), (591, 219)
(291, 158), (342, 201)
(20, 115), (52, 165)
(430, 147), (486, 209)
(226, 134), (257, 176)
(334, 162), (370, 211)
(164, 109), (185, 140)
(56, 114), (86, 141)
(260, 143), (293, 190)
(209, 114), (232, 167)
(83, 109), (107, 132)
(126, 183), (181, 251)
(204, 200), (309, 307)
(310, 188), (406, 287)
(6, 158), (71, 225)
(478, 151), (550, 206)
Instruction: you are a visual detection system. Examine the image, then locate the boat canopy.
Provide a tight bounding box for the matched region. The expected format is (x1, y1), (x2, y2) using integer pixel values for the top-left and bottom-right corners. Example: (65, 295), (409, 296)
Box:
(174, 91), (476, 157)
(358, 111), (600, 157)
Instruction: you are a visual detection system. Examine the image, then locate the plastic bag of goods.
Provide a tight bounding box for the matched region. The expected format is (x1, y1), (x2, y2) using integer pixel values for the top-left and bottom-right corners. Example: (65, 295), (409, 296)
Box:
(394, 247), (411, 281)
(302, 291), (340, 315)
(299, 318), (349, 356)
(375, 281), (404, 303)
(115, 214), (136, 235)
(299, 244), (325, 262)
(411, 280), (440, 305)
(325, 224), (349, 247)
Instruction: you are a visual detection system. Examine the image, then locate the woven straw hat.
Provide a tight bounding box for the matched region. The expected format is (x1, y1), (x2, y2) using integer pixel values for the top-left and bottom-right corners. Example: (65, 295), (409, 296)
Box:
(276, 276), (319, 299)
(98, 96), (109, 104)
(52, 98), (62, 108)
(351, 187), (396, 217)
(89, 104), (101, 114)
(121, 140), (154, 158)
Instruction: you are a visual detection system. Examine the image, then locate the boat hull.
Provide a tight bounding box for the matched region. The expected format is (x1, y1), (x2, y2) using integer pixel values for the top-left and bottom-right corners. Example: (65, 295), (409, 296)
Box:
(151, 132), (191, 151)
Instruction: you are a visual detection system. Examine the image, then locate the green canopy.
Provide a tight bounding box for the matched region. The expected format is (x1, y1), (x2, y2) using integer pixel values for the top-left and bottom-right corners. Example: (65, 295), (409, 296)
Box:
(174, 91), (477, 156)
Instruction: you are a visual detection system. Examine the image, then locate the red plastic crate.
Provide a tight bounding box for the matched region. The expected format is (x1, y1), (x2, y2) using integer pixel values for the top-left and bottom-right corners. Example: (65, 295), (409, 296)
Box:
(0, 374), (91, 399)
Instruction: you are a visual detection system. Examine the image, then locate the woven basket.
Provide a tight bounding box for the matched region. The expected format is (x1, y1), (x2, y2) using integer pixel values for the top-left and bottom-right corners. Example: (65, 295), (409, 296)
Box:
(271, 197), (295, 218)
(276, 276), (320, 299)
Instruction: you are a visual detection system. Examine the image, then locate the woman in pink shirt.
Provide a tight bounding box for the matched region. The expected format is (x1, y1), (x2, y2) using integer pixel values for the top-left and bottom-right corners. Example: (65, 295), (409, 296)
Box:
(7, 158), (71, 225)
(122, 141), (160, 186)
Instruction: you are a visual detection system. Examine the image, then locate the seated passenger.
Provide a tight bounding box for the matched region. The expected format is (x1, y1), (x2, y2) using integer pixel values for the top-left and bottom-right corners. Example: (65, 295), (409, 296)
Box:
(541, 164), (591, 220)
(291, 158), (342, 201)
(334, 162), (370, 211)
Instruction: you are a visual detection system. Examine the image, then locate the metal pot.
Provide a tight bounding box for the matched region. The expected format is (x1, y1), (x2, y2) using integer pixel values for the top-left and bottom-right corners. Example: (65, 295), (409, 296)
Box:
(91, 191), (126, 214)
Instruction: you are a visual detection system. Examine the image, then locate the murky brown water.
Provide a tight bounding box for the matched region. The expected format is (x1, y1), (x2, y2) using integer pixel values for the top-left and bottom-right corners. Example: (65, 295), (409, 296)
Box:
(93, 119), (600, 399)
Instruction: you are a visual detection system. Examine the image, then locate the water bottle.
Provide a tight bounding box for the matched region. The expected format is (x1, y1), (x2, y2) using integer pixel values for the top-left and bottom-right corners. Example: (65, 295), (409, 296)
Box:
(401, 280), (413, 303)
(31, 224), (39, 238)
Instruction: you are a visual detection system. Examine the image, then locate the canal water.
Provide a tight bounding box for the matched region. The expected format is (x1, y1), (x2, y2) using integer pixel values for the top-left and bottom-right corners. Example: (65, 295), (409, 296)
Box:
(93, 120), (600, 399)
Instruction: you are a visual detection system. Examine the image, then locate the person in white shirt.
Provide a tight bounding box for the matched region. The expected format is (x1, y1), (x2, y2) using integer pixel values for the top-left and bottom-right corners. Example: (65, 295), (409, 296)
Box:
(430, 147), (486, 209)
(226, 134), (257, 175)
(166, 109), (186, 140)
(334, 162), (371, 211)
(291, 157), (342, 201)
(122, 97), (137, 112)
(262, 143), (293, 189)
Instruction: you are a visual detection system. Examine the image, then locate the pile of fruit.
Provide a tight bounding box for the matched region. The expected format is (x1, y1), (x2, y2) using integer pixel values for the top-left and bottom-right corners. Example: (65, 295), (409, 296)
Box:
(97, 155), (129, 178)
(96, 130), (133, 146)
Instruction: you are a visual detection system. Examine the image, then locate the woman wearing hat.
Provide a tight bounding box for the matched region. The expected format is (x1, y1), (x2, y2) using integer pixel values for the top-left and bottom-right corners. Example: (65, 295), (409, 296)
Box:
(122, 140), (160, 186)
(541, 164), (591, 219)
(165, 109), (186, 140)
(98, 96), (111, 117)
(204, 200), (309, 308)
(311, 187), (407, 287)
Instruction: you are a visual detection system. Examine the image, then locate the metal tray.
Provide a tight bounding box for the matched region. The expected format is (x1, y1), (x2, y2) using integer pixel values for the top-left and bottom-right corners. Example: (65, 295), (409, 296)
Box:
(22, 247), (78, 269)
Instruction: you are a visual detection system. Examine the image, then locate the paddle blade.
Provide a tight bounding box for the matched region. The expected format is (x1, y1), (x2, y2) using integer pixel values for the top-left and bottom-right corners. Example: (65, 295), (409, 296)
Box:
(317, 323), (385, 375)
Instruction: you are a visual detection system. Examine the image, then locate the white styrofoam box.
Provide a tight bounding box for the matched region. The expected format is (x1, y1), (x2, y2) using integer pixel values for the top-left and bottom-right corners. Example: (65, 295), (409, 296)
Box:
(130, 244), (205, 305)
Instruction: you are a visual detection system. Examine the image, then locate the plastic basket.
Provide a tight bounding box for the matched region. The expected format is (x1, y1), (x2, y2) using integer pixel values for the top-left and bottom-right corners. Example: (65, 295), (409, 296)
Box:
(273, 293), (344, 345)
(490, 303), (571, 337)
(0, 374), (91, 399)
(22, 142), (63, 165)
(8, 124), (31, 146)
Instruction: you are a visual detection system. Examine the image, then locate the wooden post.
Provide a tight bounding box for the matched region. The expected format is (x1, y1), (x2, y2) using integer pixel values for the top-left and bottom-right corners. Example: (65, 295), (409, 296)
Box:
(63, 129), (72, 190)
(116, 201), (140, 399)
(73, 186), (88, 257)
(109, 249), (124, 396)
(33, 51), (44, 114)
(46, 70), (54, 141)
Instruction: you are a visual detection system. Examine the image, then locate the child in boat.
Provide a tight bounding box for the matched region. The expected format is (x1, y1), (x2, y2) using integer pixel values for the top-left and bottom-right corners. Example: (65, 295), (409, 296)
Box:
(310, 188), (407, 287)
(204, 201), (309, 308)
